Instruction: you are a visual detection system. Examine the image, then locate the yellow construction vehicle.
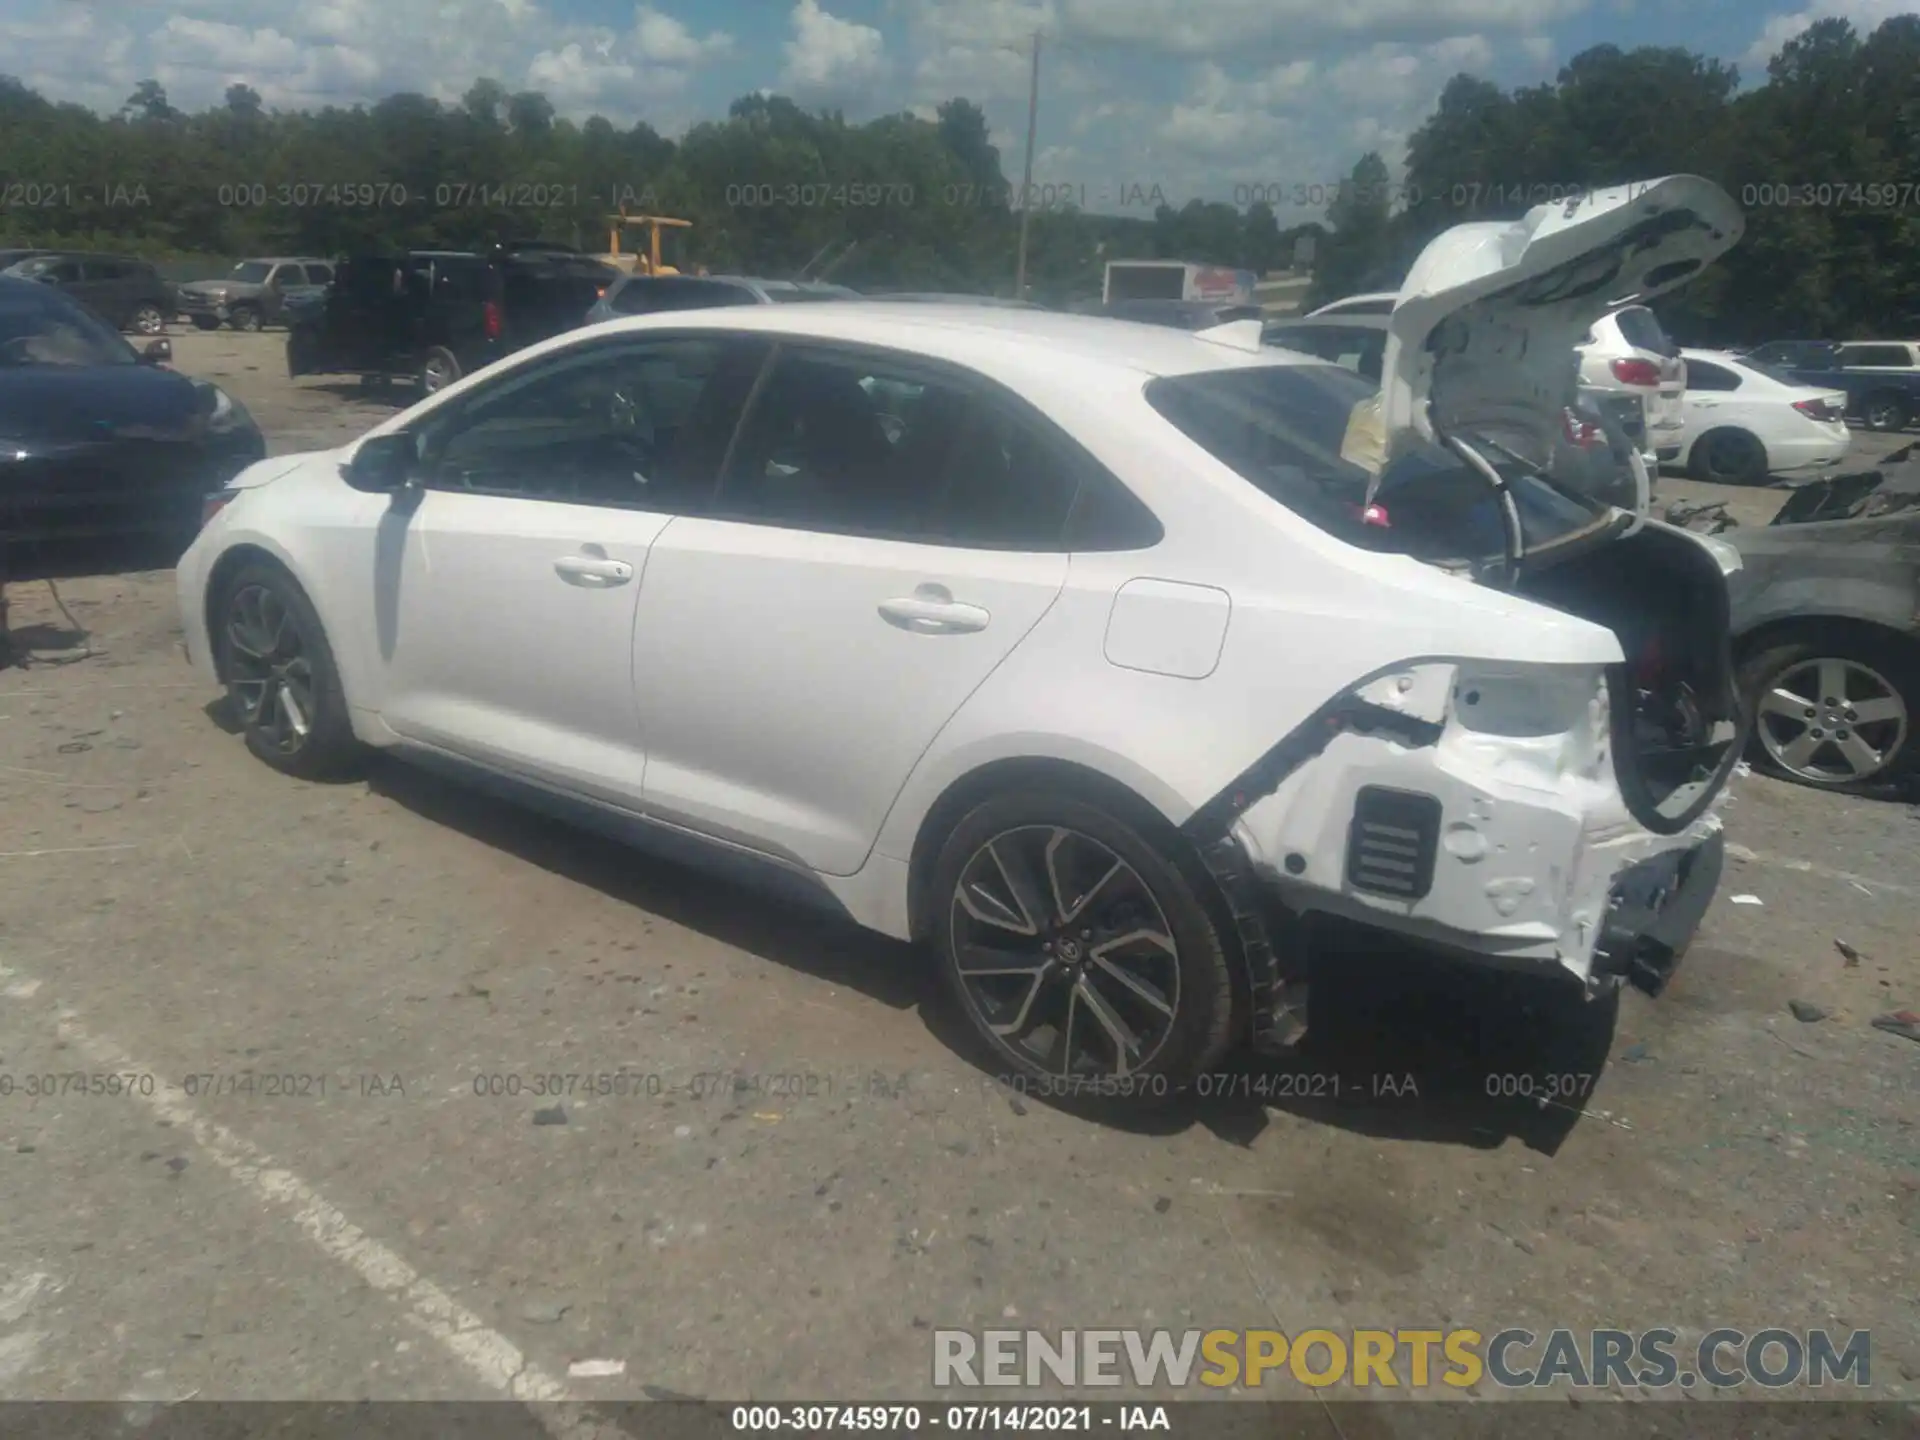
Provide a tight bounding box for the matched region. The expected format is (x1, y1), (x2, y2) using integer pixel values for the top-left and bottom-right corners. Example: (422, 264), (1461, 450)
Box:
(596, 210), (694, 277)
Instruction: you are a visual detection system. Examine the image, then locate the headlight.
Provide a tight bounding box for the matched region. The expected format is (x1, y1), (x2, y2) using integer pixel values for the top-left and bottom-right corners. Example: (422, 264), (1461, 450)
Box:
(197, 381), (254, 433)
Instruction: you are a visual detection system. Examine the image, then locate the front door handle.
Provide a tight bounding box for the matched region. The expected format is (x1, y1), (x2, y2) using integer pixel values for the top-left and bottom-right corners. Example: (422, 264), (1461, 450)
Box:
(878, 592), (989, 633)
(555, 554), (633, 586)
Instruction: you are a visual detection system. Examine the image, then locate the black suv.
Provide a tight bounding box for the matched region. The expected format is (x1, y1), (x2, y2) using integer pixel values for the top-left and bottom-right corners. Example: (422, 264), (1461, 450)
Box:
(287, 244), (618, 394)
(0, 251), (177, 335)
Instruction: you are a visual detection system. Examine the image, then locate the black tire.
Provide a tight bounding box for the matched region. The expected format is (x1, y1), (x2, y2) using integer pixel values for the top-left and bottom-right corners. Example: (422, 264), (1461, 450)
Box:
(127, 303), (167, 336)
(229, 305), (262, 333)
(214, 562), (362, 780)
(928, 788), (1235, 1094)
(419, 346), (461, 394)
(1739, 628), (1919, 793)
(191, 315), (220, 331)
(1861, 391), (1910, 433)
(1687, 427), (1768, 484)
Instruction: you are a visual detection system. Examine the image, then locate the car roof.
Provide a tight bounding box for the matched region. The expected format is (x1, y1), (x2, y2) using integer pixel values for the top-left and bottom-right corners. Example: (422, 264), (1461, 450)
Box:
(585, 303), (1310, 380)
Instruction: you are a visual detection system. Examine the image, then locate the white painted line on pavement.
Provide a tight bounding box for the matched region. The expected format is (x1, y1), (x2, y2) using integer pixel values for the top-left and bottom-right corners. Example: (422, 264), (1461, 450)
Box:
(0, 962), (634, 1435)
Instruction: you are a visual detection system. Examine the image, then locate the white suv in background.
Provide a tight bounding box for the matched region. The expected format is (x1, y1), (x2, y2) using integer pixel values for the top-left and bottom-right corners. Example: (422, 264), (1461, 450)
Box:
(1578, 305), (1687, 468)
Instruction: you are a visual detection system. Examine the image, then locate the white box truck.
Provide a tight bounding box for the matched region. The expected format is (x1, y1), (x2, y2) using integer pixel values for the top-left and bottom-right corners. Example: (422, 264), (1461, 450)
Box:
(1102, 260), (1258, 305)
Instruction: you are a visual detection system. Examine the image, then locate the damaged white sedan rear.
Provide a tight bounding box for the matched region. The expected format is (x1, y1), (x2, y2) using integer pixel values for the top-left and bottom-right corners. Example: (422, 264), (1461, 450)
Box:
(178, 177), (1749, 1092)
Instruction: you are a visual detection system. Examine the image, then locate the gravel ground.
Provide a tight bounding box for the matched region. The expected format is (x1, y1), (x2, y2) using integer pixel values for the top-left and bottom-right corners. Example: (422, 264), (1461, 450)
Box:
(0, 331), (1915, 1413)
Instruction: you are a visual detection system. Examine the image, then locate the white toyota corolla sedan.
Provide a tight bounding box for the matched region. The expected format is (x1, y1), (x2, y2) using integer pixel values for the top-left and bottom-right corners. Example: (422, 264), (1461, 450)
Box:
(180, 177), (1748, 1092)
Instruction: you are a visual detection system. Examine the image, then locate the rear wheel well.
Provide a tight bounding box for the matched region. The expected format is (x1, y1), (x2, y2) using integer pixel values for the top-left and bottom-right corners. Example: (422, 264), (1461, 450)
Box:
(906, 758), (1186, 944)
(1736, 615), (1920, 674)
(202, 544), (290, 681)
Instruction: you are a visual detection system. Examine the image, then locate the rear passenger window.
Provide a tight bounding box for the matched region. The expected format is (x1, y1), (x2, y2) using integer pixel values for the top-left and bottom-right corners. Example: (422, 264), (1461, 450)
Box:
(1838, 345), (1911, 368)
(714, 347), (1150, 551)
(1685, 361), (1740, 391)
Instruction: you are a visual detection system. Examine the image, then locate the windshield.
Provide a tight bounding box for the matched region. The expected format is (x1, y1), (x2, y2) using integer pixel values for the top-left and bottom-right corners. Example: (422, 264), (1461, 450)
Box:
(0, 296), (137, 367)
(230, 261), (273, 283)
(1146, 363), (1603, 562)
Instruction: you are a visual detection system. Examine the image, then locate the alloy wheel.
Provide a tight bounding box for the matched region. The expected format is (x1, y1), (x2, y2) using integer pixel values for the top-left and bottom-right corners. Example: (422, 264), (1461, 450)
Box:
(1703, 431), (1762, 482)
(1755, 656), (1908, 784)
(225, 584), (318, 756)
(949, 825), (1181, 1078)
(422, 356), (455, 392)
(131, 306), (166, 335)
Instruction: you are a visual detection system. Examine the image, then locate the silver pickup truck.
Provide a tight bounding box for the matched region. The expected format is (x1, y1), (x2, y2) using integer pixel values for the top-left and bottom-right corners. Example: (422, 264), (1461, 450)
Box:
(178, 257), (333, 332)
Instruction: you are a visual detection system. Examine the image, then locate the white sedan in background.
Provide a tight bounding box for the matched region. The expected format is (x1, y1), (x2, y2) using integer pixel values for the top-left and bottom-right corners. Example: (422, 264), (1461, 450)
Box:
(1675, 348), (1851, 484)
(177, 178), (1747, 1091)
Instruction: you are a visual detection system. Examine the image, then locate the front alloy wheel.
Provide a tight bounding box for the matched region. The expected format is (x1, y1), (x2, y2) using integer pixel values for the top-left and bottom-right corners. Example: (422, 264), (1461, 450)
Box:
(217, 564), (360, 779)
(227, 584), (318, 757)
(1755, 656), (1909, 786)
(949, 825), (1186, 1079)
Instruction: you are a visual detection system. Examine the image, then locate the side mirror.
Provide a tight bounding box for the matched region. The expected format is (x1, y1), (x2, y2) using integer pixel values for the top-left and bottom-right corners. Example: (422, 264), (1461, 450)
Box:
(342, 432), (419, 493)
(139, 338), (171, 365)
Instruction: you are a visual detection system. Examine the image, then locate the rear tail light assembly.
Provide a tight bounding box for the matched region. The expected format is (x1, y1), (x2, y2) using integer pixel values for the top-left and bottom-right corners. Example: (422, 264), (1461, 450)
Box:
(1610, 357), (1662, 388)
(1562, 408), (1605, 448)
(1792, 397), (1844, 422)
(483, 300), (504, 340)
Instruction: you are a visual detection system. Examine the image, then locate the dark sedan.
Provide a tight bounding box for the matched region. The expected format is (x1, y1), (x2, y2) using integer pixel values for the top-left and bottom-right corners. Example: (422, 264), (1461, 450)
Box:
(0, 276), (266, 552)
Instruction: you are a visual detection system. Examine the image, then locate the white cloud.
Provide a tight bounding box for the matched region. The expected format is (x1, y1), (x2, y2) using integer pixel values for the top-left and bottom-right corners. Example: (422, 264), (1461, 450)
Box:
(0, 0), (731, 121)
(781, 0), (889, 95)
(1520, 34), (1555, 62)
(1742, 0), (1913, 66)
(916, 0), (1585, 54)
(633, 5), (732, 64)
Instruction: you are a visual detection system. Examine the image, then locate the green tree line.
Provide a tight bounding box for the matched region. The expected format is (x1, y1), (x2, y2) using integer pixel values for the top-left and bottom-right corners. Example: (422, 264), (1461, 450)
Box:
(0, 9), (1915, 332)
(1310, 14), (1920, 342)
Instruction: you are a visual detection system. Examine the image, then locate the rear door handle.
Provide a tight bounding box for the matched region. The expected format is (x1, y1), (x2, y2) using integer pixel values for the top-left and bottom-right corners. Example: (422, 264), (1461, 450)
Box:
(555, 554), (633, 586)
(878, 594), (990, 633)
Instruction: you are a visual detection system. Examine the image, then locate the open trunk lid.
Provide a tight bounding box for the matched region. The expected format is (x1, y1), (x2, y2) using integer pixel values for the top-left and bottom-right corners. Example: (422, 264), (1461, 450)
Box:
(1381, 176), (1744, 516)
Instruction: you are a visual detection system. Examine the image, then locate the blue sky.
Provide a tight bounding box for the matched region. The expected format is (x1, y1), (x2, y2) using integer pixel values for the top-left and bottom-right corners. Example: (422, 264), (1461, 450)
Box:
(2, 0), (1913, 208)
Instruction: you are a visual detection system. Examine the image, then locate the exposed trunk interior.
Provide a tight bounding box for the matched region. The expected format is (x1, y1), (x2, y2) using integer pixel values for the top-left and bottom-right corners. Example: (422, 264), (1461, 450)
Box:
(1514, 522), (1743, 833)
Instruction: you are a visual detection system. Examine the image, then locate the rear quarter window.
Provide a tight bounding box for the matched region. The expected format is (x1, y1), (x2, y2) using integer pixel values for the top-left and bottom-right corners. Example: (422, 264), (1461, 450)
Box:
(1612, 307), (1675, 355)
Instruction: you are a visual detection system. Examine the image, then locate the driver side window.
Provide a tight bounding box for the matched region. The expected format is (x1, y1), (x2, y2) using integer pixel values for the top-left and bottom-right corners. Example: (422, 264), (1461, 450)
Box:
(414, 337), (743, 509)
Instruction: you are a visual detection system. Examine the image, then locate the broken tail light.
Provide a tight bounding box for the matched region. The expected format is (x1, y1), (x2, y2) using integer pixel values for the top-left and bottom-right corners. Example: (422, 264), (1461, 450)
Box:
(1610, 357), (1662, 388)
(1792, 397), (1843, 422)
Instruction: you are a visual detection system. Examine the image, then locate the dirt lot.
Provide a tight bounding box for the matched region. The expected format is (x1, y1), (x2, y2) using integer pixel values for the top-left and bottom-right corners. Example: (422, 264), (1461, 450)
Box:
(0, 330), (1916, 1413)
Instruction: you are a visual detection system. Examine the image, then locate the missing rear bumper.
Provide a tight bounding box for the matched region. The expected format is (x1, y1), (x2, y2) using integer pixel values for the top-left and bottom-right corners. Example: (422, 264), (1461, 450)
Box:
(1194, 833), (1309, 1054)
(1590, 829), (1724, 995)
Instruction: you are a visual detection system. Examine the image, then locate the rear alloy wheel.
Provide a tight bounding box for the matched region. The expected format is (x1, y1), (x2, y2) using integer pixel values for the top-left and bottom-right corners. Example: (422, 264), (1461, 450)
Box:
(1689, 427), (1768, 484)
(218, 564), (361, 779)
(128, 304), (167, 336)
(229, 305), (262, 333)
(420, 347), (461, 395)
(1862, 392), (1910, 433)
(931, 792), (1234, 1093)
(1744, 639), (1917, 791)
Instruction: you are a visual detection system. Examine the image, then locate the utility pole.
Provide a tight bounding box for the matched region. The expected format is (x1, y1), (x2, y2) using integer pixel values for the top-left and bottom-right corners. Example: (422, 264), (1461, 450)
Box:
(1013, 28), (1042, 301)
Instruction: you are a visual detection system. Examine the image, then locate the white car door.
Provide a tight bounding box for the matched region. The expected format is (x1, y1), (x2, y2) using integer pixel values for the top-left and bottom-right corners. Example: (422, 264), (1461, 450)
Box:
(632, 344), (1078, 877)
(372, 333), (760, 807)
